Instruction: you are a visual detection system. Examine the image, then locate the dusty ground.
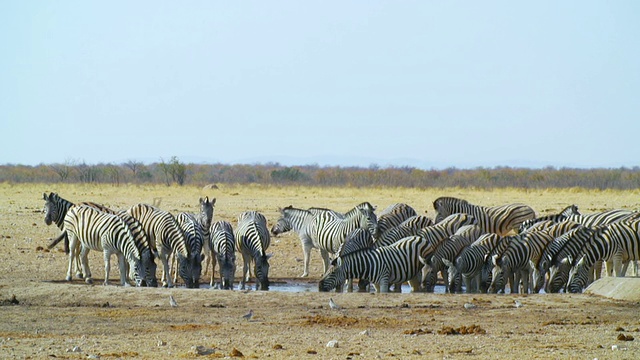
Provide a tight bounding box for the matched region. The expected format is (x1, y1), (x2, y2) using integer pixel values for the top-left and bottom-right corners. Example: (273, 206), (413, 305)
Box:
(1, 183), (640, 359)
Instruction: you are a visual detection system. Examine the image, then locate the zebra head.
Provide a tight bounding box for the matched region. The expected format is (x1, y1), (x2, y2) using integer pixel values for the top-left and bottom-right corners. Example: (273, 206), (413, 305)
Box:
(127, 258), (147, 287)
(218, 252), (236, 290)
(442, 258), (461, 293)
(254, 252), (271, 291)
(318, 258), (345, 292)
(43, 192), (61, 226)
(177, 253), (193, 288)
(488, 255), (506, 293)
(185, 253), (202, 289)
(140, 248), (158, 287)
(567, 256), (589, 293)
(421, 257), (438, 293)
(271, 216), (292, 236)
(357, 208), (379, 238)
(547, 257), (572, 293)
(199, 196), (215, 228)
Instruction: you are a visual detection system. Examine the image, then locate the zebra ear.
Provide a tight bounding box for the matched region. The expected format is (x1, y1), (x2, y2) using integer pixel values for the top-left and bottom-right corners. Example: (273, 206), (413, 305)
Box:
(266, 253), (274, 259)
(528, 260), (536, 270)
(43, 193), (48, 200)
(418, 255), (427, 266)
(491, 255), (501, 267)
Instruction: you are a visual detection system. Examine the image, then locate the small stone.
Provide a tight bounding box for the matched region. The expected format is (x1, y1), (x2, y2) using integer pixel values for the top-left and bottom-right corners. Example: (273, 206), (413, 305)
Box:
(326, 340), (339, 348)
(87, 355), (100, 359)
(157, 340), (166, 346)
(360, 330), (370, 336)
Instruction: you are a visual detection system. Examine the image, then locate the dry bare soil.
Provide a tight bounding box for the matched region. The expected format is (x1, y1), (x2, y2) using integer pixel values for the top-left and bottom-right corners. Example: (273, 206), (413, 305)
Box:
(1, 183), (640, 359)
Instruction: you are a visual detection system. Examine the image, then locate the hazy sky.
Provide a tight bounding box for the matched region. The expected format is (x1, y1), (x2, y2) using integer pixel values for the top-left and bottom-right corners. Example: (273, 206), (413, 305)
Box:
(1, 2), (639, 169)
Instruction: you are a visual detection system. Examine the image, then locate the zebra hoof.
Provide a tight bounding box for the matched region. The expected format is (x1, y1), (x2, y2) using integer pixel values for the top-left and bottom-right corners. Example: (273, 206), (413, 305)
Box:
(85, 278), (94, 284)
(76, 273), (84, 279)
(65, 275), (72, 281)
(300, 273), (309, 278)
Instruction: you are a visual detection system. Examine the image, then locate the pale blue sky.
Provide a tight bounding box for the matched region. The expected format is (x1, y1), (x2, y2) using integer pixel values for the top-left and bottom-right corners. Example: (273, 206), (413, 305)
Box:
(1, 1), (639, 169)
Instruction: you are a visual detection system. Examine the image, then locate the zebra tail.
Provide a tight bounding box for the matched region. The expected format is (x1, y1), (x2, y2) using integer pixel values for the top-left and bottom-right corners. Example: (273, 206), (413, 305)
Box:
(47, 232), (68, 252)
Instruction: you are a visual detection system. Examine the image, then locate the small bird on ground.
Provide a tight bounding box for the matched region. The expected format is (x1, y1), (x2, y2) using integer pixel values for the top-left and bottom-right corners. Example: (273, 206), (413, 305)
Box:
(514, 300), (523, 308)
(463, 302), (477, 310)
(169, 295), (178, 307)
(329, 297), (341, 310)
(242, 309), (253, 321)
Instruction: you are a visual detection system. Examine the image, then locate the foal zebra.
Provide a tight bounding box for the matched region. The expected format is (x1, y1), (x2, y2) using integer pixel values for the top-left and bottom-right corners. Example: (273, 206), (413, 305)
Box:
(308, 202), (378, 274)
(235, 211), (271, 290)
(64, 205), (146, 286)
(208, 220), (236, 289)
(433, 196), (535, 236)
(43, 192), (115, 278)
(568, 220), (640, 293)
(126, 203), (190, 288)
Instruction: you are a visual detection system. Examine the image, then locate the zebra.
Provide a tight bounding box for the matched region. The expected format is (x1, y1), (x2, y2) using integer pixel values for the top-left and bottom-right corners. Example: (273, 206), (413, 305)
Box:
(308, 202), (378, 274)
(126, 203), (190, 288)
(319, 235), (435, 293)
(518, 204), (581, 233)
(193, 197), (216, 279)
(433, 196), (535, 236)
(567, 209), (637, 228)
(115, 210), (158, 287)
(376, 203), (418, 236)
(489, 221), (583, 294)
(538, 226), (594, 293)
(422, 224), (484, 292)
(442, 233), (505, 293)
(174, 212), (205, 288)
(568, 220), (640, 293)
(42, 192), (115, 278)
(63, 205), (146, 286)
(208, 220), (236, 289)
(373, 215), (434, 248)
(270, 206), (338, 277)
(235, 211), (271, 290)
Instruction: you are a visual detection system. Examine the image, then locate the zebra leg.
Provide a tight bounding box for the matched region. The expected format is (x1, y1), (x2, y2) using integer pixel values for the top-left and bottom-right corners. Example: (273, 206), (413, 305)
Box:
(240, 253), (250, 290)
(80, 246), (93, 284)
(66, 234), (80, 281)
(320, 249), (331, 274)
(159, 251), (173, 288)
(209, 252), (217, 288)
(117, 253), (130, 286)
(300, 234), (313, 277)
(379, 276), (390, 293)
(171, 253), (178, 285)
(408, 274), (422, 292)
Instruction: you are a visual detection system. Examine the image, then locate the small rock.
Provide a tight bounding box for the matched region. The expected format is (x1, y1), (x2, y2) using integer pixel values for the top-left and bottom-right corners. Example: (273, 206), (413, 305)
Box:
(157, 340), (166, 346)
(360, 330), (370, 336)
(230, 348), (243, 357)
(87, 355), (100, 359)
(326, 340), (339, 348)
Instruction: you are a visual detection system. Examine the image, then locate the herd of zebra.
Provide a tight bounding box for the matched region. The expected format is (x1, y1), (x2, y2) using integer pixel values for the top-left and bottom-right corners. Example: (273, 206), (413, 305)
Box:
(42, 192), (640, 294)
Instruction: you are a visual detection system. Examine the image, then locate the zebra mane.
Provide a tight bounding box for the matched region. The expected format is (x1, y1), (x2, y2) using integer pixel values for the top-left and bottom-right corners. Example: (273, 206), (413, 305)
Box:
(433, 197), (470, 209)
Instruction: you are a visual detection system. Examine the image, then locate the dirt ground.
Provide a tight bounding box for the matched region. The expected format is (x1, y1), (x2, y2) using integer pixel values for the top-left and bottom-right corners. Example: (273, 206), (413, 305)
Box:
(1, 183), (640, 359)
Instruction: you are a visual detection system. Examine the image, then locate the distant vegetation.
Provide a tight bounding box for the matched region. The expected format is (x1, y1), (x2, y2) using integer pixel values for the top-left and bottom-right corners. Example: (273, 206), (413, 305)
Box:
(1, 158), (639, 190)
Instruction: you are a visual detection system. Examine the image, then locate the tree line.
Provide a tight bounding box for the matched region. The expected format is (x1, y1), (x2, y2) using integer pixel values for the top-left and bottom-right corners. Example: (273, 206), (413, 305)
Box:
(1, 157), (639, 190)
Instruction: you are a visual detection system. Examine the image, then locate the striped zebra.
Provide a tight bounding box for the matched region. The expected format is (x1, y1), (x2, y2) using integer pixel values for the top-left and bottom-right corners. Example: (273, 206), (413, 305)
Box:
(63, 205), (146, 286)
(489, 221), (582, 294)
(43, 192), (115, 278)
(567, 209), (637, 228)
(422, 224), (484, 292)
(373, 217), (432, 248)
(235, 211), (271, 290)
(175, 212), (205, 288)
(194, 197), (216, 279)
(319, 235), (435, 293)
(518, 204), (580, 233)
(308, 202), (378, 274)
(376, 203), (418, 236)
(568, 220), (640, 293)
(335, 228), (376, 292)
(433, 196), (535, 236)
(442, 233), (505, 293)
(537, 226), (594, 293)
(126, 203), (190, 288)
(270, 206), (337, 277)
(115, 210), (158, 287)
(208, 220), (236, 289)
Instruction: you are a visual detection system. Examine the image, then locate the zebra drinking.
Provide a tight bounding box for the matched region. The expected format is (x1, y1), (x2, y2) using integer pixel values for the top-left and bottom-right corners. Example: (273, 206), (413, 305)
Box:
(235, 211), (271, 290)
(64, 205), (146, 286)
(208, 220), (236, 289)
